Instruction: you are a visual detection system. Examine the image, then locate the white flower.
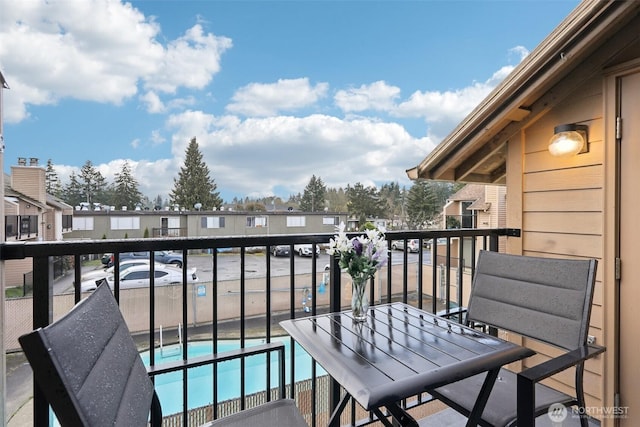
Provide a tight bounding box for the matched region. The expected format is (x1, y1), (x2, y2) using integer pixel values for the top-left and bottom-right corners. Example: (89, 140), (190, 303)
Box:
(326, 222), (389, 280)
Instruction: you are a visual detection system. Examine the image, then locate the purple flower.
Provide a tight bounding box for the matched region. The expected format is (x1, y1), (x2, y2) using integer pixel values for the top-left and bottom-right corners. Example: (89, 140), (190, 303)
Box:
(352, 239), (363, 256)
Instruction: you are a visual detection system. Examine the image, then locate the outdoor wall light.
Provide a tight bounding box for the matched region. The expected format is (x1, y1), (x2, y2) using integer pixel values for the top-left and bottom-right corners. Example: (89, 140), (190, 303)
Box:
(548, 124), (589, 157)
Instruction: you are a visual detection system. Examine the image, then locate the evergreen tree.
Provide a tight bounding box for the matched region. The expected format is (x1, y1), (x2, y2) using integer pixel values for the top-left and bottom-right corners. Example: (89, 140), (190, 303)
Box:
(170, 137), (223, 210)
(45, 159), (62, 197)
(300, 175), (327, 212)
(112, 161), (142, 210)
(325, 187), (348, 212)
(406, 181), (457, 229)
(79, 160), (107, 205)
(406, 181), (438, 229)
(379, 182), (405, 227)
(154, 195), (164, 210)
(346, 182), (384, 227)
(61, 172), (85, 207)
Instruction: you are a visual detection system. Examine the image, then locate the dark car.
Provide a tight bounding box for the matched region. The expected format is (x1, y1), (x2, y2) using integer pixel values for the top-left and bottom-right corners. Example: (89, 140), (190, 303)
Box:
(271, 245), (290, 257)
(105, 251), (184, 268)
(100, 253), (113, 266)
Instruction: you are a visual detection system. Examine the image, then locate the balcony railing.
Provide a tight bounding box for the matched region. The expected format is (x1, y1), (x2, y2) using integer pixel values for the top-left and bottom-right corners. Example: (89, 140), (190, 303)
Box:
(1, 227), (519, 426)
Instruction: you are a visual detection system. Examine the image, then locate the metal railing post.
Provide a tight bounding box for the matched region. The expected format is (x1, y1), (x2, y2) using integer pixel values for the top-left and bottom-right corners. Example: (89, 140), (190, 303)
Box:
(328, 254), (343, 418)
(32, 255), (53, 427)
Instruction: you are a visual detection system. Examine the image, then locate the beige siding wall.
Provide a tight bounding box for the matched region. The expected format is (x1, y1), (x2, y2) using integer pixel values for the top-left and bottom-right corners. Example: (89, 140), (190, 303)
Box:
(5, 258), (32, 287)
(11, 166), (47, 203)
(517, 74), (605, 412)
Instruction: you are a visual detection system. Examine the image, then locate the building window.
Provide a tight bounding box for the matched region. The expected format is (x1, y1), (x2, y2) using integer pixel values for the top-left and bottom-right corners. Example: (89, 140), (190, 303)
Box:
(73, 217), (94, 231)
(323, 216), (340, 226)
(246, 216), (267, 228)
(62, 215), (73, 230)
(461, 201), (476, 228)
(5, 216), (18, 238)
(287, 216), (306, 227)
(110, 216), (140, 230)
(201, 216), (226, 228)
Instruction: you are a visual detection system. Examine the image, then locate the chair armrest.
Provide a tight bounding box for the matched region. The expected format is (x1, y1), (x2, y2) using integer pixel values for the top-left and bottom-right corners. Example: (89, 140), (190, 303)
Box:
(436, 306), (467, 321)
(518, 344), (605, 383)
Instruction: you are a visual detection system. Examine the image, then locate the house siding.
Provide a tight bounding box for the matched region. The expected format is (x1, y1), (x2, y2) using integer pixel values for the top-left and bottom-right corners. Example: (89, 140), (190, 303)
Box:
(11, 165), (47, 203)
(518, 74), (605, 411)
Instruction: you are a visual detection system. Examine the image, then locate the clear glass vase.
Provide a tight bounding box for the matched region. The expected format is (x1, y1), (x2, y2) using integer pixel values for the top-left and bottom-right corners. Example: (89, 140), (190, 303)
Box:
(351, 276), (370, 322)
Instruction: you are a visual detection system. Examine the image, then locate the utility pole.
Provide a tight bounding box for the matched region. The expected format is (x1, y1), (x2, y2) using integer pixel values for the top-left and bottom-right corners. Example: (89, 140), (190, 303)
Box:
(1, 69), (10, 427)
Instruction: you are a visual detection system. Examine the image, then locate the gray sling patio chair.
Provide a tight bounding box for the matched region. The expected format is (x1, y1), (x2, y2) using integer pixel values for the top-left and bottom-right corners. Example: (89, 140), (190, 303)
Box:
(19, 282), (307, 427)
(428, 250), (605, 427)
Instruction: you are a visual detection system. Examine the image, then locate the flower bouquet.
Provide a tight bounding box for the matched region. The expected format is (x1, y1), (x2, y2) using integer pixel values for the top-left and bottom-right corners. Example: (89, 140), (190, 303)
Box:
(327, 222), (388, 321)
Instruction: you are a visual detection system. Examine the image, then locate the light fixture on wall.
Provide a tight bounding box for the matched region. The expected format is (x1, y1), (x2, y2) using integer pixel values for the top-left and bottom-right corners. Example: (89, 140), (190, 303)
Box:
(548, 124), (589, 157)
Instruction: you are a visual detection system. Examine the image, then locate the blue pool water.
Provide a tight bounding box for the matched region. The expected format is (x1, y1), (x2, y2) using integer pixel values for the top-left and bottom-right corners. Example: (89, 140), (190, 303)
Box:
(140, 339), (325, 416)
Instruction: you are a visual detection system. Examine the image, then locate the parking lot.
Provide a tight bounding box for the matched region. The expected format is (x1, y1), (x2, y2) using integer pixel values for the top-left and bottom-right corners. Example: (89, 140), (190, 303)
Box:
(56, 248), (429, 295)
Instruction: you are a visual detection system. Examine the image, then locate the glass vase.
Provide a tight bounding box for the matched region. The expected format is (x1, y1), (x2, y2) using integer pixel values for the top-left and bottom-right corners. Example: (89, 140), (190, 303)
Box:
(351, 276), (370, 322)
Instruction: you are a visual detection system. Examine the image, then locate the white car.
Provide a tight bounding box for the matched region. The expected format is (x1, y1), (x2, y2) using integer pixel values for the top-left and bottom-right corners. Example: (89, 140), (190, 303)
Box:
(294, 244), (320, 257)
(81, 264), (198, 292)
(80, 259), (159, 283)
(391, 239), (420, 253)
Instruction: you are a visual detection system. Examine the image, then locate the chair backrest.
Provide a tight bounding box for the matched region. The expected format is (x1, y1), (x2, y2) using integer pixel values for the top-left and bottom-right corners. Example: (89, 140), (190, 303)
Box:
(467, 250), (597, 351)
(19, 283), (159, 426)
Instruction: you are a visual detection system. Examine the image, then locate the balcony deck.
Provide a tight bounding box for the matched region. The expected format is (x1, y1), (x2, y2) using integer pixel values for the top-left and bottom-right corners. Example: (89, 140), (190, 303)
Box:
(3, 228), (520, 426)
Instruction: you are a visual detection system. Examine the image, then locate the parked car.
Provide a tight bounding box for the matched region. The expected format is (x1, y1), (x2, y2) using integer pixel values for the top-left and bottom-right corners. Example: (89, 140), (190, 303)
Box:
(271, 245), (290, 257)
(294, 244), (320, 257)
(104, 250), (184, 268)
(81, 264), (197, 292)
(80, 259), (162, 284)
(391, 239), (420, 253)
(100, 253), (113, 266)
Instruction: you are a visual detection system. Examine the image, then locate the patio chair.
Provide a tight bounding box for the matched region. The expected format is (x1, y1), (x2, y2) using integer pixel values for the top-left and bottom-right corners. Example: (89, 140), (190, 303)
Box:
(18, 282), (307, 427)
(429, 250), (605, 427)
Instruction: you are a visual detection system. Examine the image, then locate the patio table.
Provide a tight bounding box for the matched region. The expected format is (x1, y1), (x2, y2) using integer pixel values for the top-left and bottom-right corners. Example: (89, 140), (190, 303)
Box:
(280, 302), (535, 427)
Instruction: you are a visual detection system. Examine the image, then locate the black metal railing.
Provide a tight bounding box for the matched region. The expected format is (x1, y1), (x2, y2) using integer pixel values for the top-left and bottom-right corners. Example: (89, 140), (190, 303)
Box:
(1, 227), (520, 426)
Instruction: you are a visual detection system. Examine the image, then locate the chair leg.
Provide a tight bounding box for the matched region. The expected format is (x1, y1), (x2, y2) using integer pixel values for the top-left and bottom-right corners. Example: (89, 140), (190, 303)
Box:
(575, 364), (589, 427)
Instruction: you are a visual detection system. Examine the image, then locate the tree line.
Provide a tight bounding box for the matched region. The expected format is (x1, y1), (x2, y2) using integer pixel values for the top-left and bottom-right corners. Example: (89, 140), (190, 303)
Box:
(46, 137), (461, 229)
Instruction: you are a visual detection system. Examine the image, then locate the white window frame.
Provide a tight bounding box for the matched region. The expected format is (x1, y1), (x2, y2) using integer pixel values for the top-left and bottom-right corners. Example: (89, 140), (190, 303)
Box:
(323, 216), (340, 226)
(110, 216), (140, 230)
(72, 217), (94, 231)
(286, 216), (306, 227)
(246, 216), (268, 228)
(202, 216), (226, 228)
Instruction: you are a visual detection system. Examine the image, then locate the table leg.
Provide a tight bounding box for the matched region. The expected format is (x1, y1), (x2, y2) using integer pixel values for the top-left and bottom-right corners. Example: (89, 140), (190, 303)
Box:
(372, 408), (396, 427)
(328, 393), (351, 427)
(466, 368), (500, 427)
(385, 402), (419, 427)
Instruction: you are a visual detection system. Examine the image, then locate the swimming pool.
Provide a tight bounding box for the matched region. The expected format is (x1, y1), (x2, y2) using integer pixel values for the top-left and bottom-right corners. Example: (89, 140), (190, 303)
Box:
(140, 338), (325, 416)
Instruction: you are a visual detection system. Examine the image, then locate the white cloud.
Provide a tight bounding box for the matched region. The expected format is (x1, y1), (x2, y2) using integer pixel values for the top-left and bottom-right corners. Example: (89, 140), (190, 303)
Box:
(164, 111), (435, 198)
(140, 91), (165, 114)
(150, 130), (166, 145)
(226, 78), (329, 117)
(334, 81), (401, 113)
(0, 0), (230, 123)
(143, 24), (232, 94)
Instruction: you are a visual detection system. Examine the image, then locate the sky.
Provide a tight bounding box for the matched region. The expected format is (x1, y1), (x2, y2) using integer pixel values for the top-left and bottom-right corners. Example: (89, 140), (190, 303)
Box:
(0, 0), (580, 205)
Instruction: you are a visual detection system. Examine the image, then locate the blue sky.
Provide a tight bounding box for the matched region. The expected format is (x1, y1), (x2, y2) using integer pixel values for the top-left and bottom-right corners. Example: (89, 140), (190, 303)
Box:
(0, 0), (579, 204)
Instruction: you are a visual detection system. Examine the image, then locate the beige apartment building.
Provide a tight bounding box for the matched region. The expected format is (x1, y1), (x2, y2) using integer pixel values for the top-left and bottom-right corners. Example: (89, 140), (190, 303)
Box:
(3, 158), (73, 287)
(66, 208), (348, 241)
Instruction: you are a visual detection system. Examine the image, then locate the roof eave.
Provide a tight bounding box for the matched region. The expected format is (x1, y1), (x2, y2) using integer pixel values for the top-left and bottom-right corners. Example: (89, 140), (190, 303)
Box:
(407, 0), (635, 183)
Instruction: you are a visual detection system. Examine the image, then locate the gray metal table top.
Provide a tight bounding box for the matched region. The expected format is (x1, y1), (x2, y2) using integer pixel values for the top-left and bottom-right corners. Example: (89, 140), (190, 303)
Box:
(280, 303), (534, 424)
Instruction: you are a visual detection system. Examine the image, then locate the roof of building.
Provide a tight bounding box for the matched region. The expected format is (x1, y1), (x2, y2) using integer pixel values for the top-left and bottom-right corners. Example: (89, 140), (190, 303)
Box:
(449, 184), (491, 212)
(406, 0), (640, 184)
